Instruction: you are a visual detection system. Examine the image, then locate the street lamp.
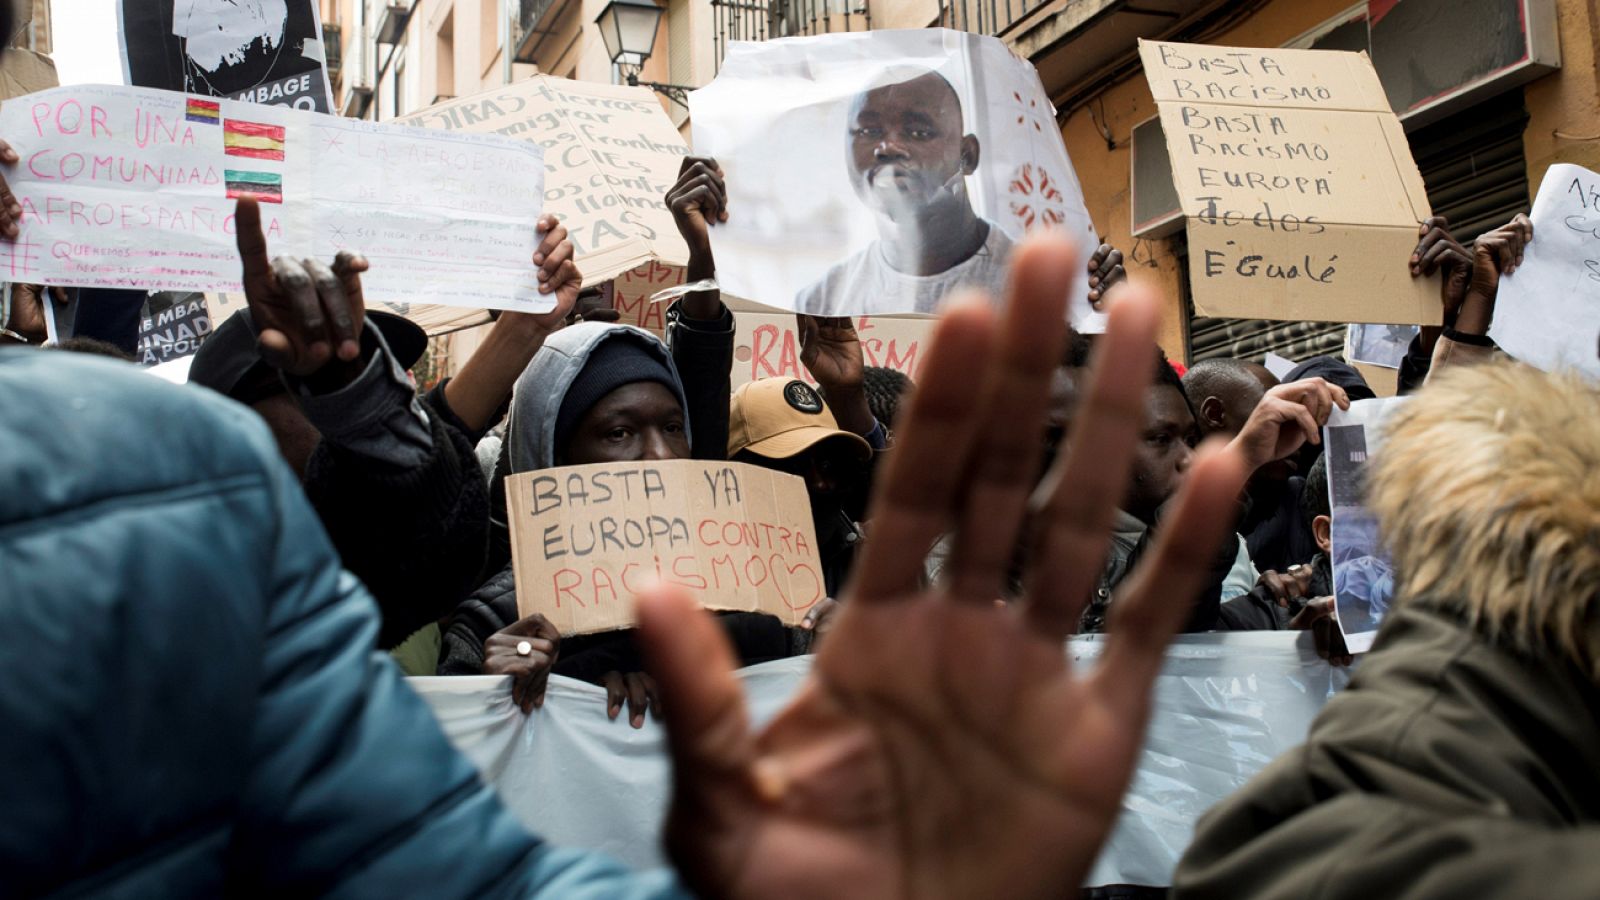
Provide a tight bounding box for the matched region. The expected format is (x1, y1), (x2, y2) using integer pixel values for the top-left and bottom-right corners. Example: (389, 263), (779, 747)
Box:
(593, 0), (691, 110)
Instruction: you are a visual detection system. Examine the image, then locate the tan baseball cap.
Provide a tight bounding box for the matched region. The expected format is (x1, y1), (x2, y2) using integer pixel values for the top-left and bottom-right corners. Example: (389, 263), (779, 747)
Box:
(728, 378), (873, 461)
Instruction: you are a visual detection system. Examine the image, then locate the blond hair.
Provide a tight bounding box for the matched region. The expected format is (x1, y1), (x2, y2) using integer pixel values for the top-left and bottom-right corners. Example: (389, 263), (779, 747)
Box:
(1368, 362), (1600, 676)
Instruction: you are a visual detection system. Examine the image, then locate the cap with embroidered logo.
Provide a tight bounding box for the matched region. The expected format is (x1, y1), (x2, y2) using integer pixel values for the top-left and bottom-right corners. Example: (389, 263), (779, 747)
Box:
(727, 378), (872, 461)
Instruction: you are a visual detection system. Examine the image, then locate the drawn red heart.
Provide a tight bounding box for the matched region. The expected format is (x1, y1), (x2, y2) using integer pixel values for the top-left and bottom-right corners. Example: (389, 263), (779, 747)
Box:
(769, 554), (824, 612)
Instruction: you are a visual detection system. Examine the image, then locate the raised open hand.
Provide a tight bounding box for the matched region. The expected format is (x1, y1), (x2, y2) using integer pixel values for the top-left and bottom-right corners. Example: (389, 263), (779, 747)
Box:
(235, 196), (368, 378)
(635, 235), (1250, 900)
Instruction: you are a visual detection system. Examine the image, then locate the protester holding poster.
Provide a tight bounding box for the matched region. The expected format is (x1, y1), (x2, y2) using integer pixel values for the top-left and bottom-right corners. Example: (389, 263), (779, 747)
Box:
(186, 199), (583, 651)
(440, 321), (791, 724)
(691, 29), (1101, 325)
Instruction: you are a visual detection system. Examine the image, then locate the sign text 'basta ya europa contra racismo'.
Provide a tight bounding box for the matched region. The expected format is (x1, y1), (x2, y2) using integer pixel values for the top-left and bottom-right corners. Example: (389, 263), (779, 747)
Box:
(508, 460), (824, 635)
(1139, 40), (1436, 325)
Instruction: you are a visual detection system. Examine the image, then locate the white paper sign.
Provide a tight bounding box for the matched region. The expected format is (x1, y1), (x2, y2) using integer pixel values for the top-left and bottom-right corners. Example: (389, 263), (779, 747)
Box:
(1325, 397), (1406, 654)
(1263, 351), (1298, 381)
(1490, 163), (1600, 378)
(0, 84), (552, 312)
(691, 29), (1100, 327)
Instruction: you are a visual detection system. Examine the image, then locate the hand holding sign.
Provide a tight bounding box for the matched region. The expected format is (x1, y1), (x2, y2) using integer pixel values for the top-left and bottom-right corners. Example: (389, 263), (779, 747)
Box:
(0, 137), (19, 240)
(633, 235), (1250, 899)
(236, 196), (368, 378)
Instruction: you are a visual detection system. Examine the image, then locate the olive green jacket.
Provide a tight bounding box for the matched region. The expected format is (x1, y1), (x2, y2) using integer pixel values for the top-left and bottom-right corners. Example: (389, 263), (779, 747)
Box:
(1174, 601), (1600, 899)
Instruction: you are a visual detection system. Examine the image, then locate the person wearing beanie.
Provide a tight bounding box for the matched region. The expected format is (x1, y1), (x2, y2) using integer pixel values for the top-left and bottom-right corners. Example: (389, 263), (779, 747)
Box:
(439, 323), (791, 725)
(187, 203), (583, 657)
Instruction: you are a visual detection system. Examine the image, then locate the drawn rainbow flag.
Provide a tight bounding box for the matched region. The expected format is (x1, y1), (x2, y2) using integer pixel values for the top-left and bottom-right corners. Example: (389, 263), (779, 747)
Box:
(223, 119), (286, 161)
(186, 98), (220, 124)
(225, 170), (283, 204)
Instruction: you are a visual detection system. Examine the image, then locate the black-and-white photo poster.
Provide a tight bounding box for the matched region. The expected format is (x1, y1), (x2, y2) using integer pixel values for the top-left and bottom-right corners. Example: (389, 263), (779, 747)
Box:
(691, 29), (1100, 327)
(118, 0), (335, 113)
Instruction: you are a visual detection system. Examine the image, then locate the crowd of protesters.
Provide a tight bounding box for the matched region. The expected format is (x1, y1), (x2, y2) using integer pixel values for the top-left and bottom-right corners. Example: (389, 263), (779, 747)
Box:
(3, 19), (1598, 900)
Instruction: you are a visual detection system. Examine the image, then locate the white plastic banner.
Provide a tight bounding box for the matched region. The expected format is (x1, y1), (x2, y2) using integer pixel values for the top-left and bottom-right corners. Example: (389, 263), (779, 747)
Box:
(410, 631), (1349, 888)
(690, 29), (1100, 327)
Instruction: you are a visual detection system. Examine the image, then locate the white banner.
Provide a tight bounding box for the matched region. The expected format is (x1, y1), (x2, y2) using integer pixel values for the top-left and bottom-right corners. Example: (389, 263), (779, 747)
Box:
(411, 631), (1349, 888)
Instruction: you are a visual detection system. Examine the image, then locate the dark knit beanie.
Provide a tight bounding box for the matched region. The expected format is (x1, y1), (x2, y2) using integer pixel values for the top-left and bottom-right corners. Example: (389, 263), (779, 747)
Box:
(553, 336), (679, 454)
(1284, 355), (1377, 402)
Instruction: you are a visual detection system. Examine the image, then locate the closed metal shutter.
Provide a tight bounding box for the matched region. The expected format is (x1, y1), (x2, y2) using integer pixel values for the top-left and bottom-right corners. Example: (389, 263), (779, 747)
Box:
(1185, 89), (1530, 364)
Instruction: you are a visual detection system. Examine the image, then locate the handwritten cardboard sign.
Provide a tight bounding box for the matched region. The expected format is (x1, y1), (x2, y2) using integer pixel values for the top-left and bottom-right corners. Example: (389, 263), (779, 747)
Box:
(607, 260), (933, 388)
(0, 84), (551, 312)
(507, 460), (824, 635)
(1138, 40), (1435, 325)
(1490, 163), (1600, 379)
(729, 309), (931, 390)
(399, 77), (690, 287)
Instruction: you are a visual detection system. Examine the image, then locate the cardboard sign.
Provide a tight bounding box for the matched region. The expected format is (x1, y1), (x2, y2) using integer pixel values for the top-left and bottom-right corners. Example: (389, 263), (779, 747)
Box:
(1490, 163), (1600, 379)
(730, 310), (931, 389)
(399, 77), (691, 287)
(118, 0), (336, 114)
(1, 84), (550, 312)
(692, 29), (1100, 326)
(507, 460), (824, 635)
(1138, 40), (1435, 325)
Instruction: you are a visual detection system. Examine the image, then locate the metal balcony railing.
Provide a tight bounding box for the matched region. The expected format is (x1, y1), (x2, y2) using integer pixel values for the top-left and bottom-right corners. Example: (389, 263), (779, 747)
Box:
(938, 0), (1041, 37)
(712, 0), (872, 72)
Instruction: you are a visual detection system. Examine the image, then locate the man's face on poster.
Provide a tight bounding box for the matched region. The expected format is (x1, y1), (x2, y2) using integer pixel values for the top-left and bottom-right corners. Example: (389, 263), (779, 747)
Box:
(847, 72), (978, 221)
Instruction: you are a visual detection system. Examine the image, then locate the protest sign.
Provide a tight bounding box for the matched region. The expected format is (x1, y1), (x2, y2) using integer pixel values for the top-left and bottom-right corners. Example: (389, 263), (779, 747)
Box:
(1, 84), (552, 313)
(1490, 163), (1600, 379)
(1139, 40), (1435, 325)
(1326, 397), (1405, 653)
(730, 310), (931, 389)
(399, 77), (691, 286)
(692, 29), (1100, 327)
(137, 291), (210, 365)
(118, 0), (335, 114)
(507, 460), (824, 635)
(1346, 322), (1418, 369)
(413, 632), (1350, 884)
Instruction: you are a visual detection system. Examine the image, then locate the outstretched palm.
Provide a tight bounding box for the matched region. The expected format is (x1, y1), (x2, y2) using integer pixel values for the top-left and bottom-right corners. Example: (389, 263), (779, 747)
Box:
(637, 236), (1247, 900)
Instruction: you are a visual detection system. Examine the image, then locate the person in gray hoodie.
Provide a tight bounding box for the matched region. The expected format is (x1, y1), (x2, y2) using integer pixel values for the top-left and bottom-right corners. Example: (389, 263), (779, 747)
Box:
(438, 322), (792, 724)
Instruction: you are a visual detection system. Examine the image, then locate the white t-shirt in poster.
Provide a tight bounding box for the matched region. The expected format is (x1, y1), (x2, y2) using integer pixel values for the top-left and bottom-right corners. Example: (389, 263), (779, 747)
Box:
(796, 219), (1016, 316)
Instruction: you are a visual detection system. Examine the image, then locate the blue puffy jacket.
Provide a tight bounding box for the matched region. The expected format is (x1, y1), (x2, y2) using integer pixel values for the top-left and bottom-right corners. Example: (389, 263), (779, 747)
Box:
(0, 349), (685, 898)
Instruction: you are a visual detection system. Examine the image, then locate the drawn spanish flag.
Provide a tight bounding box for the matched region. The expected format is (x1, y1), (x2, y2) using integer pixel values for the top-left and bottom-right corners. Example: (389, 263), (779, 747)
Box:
(223, 119), (286, 161)
(186, 98), (220, 124)
(225, 170), (283, 204)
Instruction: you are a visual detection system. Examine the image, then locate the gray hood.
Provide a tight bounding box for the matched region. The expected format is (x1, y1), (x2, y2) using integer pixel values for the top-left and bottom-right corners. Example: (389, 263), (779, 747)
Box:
(506, 322), (691, 472)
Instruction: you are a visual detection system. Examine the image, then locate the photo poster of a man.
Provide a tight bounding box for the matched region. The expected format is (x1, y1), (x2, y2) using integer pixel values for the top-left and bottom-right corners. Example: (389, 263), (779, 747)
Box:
(1325, 397), (1407, 653)
(691, 29), (1101, 328)
(118, 0), (335, 114)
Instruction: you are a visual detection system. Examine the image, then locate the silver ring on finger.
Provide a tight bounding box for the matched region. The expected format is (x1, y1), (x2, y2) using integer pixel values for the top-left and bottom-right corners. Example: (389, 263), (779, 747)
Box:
(516, 640), (533, 657)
